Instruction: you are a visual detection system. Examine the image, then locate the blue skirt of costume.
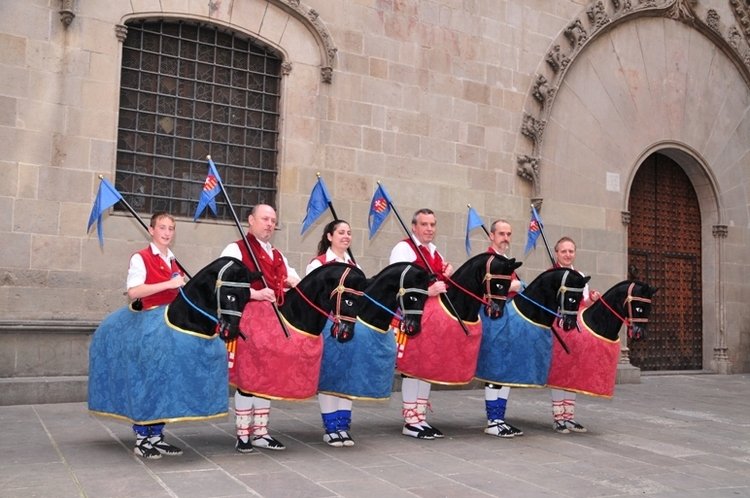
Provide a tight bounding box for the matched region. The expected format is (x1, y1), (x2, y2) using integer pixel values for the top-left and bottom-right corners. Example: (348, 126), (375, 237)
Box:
(318, 318), (397, 400)
(474, 300), (552, 387)
(88, 306), (229, 424)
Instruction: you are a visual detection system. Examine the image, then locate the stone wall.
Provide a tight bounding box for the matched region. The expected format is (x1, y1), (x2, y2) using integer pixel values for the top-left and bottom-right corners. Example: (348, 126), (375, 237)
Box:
(1, 0), (749, 403)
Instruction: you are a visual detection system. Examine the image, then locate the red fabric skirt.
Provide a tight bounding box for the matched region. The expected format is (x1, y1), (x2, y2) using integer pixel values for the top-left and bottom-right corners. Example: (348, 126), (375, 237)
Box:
(396, 296), (482, 384)
(230, 301), (323, 400)
(546, 313), (620, 398)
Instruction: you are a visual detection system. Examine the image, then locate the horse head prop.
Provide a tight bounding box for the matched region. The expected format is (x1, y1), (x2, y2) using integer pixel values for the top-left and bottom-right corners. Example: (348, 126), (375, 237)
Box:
(284, 262), (367, 341)
(583, 280), (657, 341)
(514, 267), (590, 330)
(446, 253), (523, 321)
(167, 256), (259, 340)
(358, 262), (431, 336)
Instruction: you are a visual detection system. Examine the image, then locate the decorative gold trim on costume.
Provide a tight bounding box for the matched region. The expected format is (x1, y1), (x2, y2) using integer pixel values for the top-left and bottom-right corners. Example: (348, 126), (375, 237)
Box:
(510, 299), (549, 329)
(473, 377), (546, 389)
(317, 390), (390, 401)
(88, 409), (229, 425)
(163, 307), (220, 340)
(579, 313), (621, 344)
(356, 316), (389, 334)
(436, 296), (480, 325)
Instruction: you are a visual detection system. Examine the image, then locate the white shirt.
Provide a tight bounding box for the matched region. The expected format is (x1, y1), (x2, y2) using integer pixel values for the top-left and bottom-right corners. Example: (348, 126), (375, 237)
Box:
(389, 236), (438, 265)
(126, 242), (175, 289)
(305, 248), (355, 276)
(220, 241), (300, 282)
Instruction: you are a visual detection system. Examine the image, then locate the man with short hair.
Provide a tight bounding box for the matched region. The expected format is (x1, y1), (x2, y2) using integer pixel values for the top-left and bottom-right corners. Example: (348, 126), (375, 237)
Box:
(483, 219), (525, 438)
(221, 204), (300, 452)
(389, 208), (453, 439)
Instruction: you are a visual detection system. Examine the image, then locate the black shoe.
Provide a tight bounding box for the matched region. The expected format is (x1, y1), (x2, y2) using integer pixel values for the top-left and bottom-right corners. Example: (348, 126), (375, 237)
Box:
(402, 423), (435, 439)
(134, 439), (161, 459)
(323, 432), (344, 447)
(565, 420), (587, 433)
(251, 435), (286, 450)
(235, 437), (254, 453)
(421, 422), (444, 438)
(150, 435), (183, 456)
(484, 421), (515, 438)
(505, 422), (524, 436)
(338, 430), (355, 447)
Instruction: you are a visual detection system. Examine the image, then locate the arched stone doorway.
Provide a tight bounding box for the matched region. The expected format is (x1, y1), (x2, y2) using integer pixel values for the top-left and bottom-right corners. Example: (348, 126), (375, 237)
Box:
(627, 152), (703, 370)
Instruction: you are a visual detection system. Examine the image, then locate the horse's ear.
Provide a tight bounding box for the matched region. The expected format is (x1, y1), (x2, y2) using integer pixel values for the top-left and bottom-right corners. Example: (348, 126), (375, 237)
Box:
(583, 275), (591, 284)
(513, 261), (523, 270)
(648, 285), (658, 296)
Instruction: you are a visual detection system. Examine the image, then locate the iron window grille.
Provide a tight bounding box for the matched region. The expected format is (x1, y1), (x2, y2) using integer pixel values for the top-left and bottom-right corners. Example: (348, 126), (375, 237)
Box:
(115, 20), (282, 220)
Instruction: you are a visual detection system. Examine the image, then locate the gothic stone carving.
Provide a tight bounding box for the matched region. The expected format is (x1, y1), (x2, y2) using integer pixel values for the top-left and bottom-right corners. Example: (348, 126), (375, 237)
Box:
(565, 19), (589, 47)
(521, 113), (546, 144)
(546, 44), (571, 72)
(587, 1), (611, 30)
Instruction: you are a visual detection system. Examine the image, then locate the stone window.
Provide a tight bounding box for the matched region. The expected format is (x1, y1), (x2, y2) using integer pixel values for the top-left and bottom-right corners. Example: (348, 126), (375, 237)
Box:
(115, 20), (282, 219)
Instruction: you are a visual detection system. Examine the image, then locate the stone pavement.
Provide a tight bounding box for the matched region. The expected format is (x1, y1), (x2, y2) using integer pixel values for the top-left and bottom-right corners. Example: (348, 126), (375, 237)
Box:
(1, 373), (749, 498)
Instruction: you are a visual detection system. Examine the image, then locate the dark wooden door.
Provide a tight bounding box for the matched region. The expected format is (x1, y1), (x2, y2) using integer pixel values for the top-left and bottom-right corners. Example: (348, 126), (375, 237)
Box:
(627, 153), (702, 370)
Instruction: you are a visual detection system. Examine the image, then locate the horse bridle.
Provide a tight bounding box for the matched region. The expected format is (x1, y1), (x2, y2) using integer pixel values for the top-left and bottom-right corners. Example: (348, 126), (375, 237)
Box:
(178, 260), (252, 324)
(396, 265), (430, 322)
(293, 266), (363, 327)
(556, 269), (586, 320)
(598, 282), (652, 338)
(444, 254), (513, 308)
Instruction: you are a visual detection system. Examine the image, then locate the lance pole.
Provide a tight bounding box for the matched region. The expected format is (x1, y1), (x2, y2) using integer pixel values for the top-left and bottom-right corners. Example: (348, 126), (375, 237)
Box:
(532, 203), (555, 266)
(317, 172), (356, 265)
(209, 156), (290, 338)
(98, 175), (192, 278)
(382, 182), (471, 336)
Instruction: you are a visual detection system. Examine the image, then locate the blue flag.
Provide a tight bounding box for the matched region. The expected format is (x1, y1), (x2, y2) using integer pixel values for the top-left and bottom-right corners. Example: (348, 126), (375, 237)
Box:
(524, 205), (544, 255)
(465, 206), (485, 255)
(87, 177), (123, 248)
(300, 177), (332, 235)
(194, 157), (223, 220)
(368, 183), (393, 239)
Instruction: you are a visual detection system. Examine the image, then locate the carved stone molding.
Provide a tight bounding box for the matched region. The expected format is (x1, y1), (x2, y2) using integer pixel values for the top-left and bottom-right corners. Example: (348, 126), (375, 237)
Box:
(273, 0), (338, 83)
(712, 224), (728, 238)
(532, 74), (555, 105)
(60, 0), (75, 27)
(114, 24), (128, 42)
(707, 9), (721, 33)
(730, 0), (750, 39)
(521, 113), (546, 143)
(565, 19), (589, 47)
(281, 61), (293, 77)
(587, 1), (611, 30)
(516, 0), (750, 195)
(545, 45), (570, 73)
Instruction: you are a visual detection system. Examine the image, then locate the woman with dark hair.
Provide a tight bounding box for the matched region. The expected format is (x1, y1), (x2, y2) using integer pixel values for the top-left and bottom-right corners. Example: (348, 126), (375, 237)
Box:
(305, 220), (360, 447)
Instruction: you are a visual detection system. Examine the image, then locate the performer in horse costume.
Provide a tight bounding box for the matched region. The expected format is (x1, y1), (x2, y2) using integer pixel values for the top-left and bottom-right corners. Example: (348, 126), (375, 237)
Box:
(389, 208), (452, 438)
(89, 213), (253, 459)
(548, 236), (601, 434)
(220, 204), (301, 452)
(482, 219), (525, 438)
(306, 220), (361, 447)
(547, 279), (656, 400)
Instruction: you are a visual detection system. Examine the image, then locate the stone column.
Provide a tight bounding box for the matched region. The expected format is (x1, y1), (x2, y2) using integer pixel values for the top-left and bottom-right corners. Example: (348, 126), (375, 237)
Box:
(711, 224), (731, 374)
(616, 210), (640, 384)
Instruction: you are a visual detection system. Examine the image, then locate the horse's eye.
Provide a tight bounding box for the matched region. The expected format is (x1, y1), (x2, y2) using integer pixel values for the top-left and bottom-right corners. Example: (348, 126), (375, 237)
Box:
(635, 306), (642, 313)
(408, 295), (418, 303)
(225, 294), (236, 303)
(344, 299), (354, 307)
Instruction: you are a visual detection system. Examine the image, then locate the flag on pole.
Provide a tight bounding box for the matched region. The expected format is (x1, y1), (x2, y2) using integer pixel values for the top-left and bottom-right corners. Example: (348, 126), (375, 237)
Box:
(524, 204), (543, 255)
(368, 183), (393, 239)
(87, 177), (123, 248)
(300, 177), (332, 235)
(194, 157), (223, 220)
(465, 206), (484, 255)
